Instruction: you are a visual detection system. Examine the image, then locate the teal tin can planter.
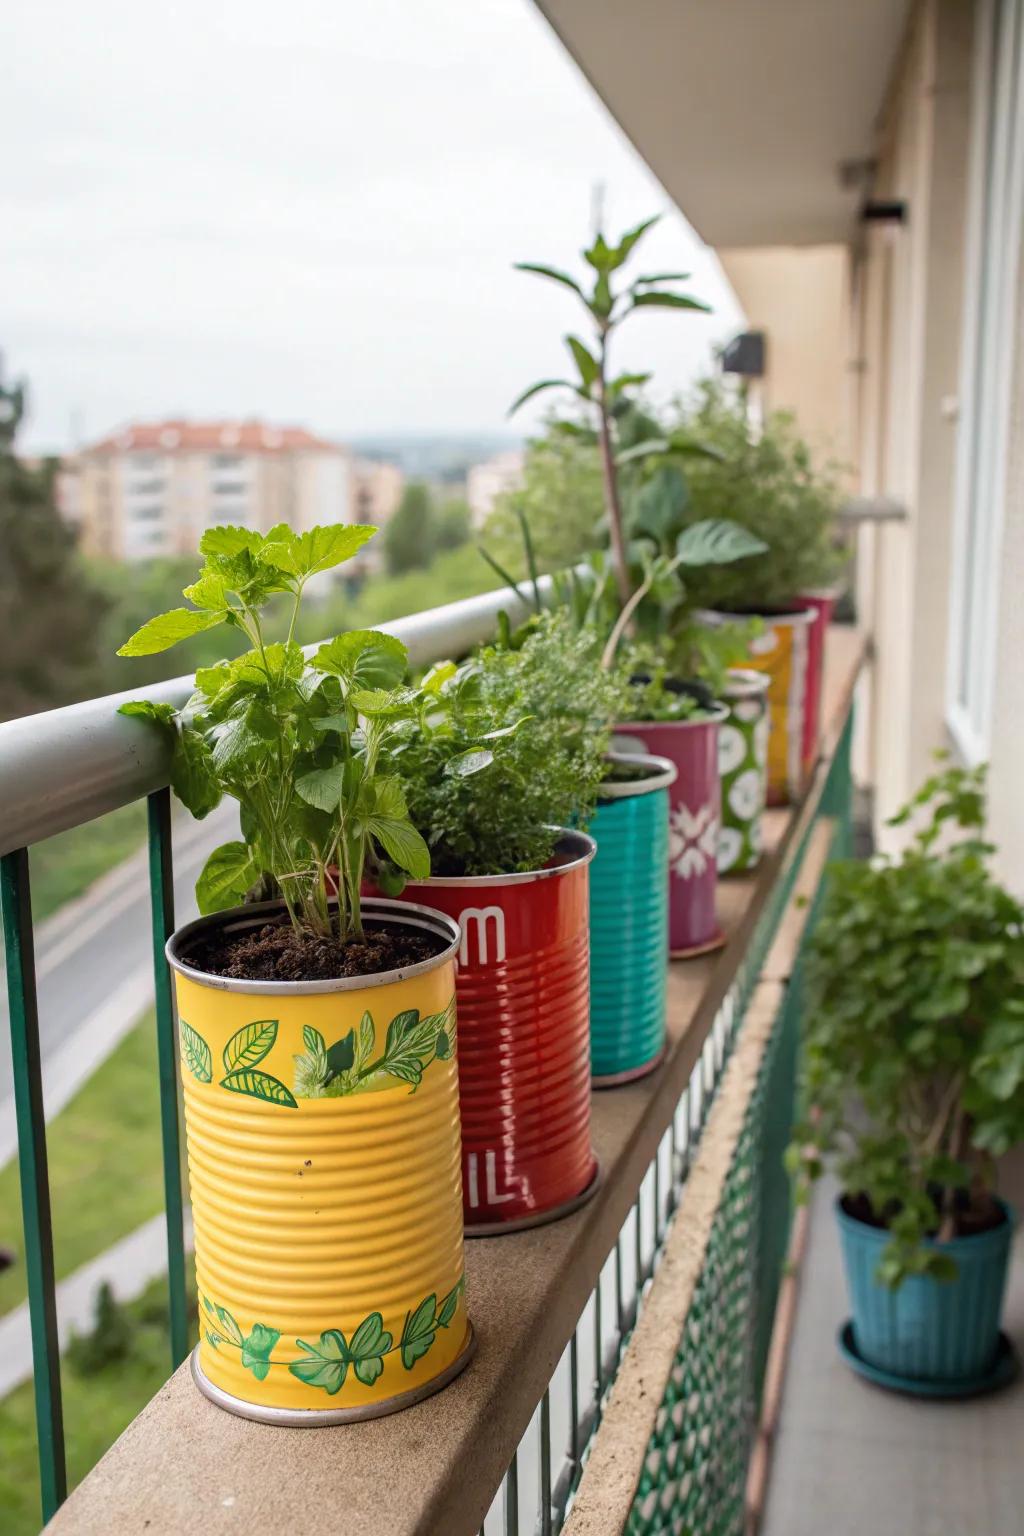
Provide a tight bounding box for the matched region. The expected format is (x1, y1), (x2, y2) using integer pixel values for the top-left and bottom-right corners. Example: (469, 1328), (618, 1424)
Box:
(589, 752), (677, 1087)
(717, 669), (770, 875)
(837, 1197), (1015, 1390)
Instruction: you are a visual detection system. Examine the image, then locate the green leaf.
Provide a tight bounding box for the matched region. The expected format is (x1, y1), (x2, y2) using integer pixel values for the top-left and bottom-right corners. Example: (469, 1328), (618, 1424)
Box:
(565, 334), (598, 392)
(289, 1330), (349, 1394)
(400, 1294), (438, 1369)
(632, 271), (692, 286)
(437, 1278), (463, 1329)
(314, 630), (408, 691)
(182, 571), (232, 612)
(199, 525), (262, 562)
(350, 1311), (393, 1362)
(631, 290), (711, 313)
(209, 702), (276, 774)
(435, 1029), (452, 1061)
(171, 728), (221, 819)
(385, 1009), (421, 1055)
(118, 699), (176, 725)
(325, 1030), (356, 1080)
(675, 518), (768, 567)
(196, 841), (259, 915)
(241, 1322), (280, 1381)
(355, 1012), (375, 1072)
(296, 763), (346, 814)
(366, 817), (431, 880)
(615, 438), (671, 466)
(180, 1020), (213, 1083)
(303, 1025), (326, 1056)
(223, 1019), (278, 1072)
(444, 748), (494, 778)
(214, 1304), (244, 1347)
(508, 379), (575, 416)
(353, 1355), (385, 1386)
(259, 523), (377, 581)
(220, 1068), (298, 1108)
(512, 262), (585, 298)
(117, 607), (225, 656)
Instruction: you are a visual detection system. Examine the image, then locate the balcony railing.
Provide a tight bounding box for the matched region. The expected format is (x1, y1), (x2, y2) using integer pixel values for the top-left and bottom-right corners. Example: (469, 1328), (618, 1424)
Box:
(0, 586), (865, 1536)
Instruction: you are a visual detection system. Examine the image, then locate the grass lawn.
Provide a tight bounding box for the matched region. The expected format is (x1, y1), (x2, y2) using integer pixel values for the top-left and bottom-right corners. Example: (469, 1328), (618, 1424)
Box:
(0, 1010), (167, 1315)
(28, 802), (148, 924)
(0, 1274), (197, 1536)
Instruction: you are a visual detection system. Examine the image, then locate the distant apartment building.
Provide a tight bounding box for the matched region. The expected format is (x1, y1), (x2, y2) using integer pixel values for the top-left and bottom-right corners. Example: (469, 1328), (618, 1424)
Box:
(66, 419), (353, 562)
(466, 449), (525, 529)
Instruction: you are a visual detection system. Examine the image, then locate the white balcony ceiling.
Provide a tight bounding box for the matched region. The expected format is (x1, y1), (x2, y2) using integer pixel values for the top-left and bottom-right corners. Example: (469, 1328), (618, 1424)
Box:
(534, 0), (914, 246)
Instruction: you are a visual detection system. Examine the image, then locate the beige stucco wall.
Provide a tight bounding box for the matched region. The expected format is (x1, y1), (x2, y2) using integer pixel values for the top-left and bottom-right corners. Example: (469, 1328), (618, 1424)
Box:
(717, 244), (852, 466)
(852, 0), (975, 843)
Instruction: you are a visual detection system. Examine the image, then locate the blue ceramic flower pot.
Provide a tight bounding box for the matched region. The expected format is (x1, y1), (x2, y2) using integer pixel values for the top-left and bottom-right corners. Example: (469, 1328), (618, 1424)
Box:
(837, 1196), (1014, 1384)
(589, 753), (676, 1086)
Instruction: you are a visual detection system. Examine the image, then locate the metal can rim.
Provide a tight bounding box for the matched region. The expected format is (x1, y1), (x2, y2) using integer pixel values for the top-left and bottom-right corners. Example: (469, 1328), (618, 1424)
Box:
(722, 667), (772, 700)
(407, 826), (596, 888)
(613, 702), (729, 734)
(166, 895), (461, 996)
(598, 751), (678, 800)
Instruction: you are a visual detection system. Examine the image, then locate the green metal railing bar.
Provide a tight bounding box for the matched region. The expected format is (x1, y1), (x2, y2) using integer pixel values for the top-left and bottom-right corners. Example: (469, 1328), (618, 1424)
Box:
(1, 847), (68, 1522)
(147, 788), (189, 1369)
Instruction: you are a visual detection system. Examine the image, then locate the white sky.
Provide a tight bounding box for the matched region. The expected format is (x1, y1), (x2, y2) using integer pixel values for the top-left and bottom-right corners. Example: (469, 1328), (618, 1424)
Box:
(3, 0), (743, 454)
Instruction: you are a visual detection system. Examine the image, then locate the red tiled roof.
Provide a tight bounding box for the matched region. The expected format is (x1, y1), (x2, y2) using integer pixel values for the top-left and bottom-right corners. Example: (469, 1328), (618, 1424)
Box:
(86, 420), (338, 455)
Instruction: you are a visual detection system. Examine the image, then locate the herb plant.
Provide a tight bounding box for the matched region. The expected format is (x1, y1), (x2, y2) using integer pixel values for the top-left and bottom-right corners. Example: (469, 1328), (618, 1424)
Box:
(117, 523), (431, 943)
(677, 379), (846, 611)
(789, 759), (1024, 1286)
(393, 611), (619, 876)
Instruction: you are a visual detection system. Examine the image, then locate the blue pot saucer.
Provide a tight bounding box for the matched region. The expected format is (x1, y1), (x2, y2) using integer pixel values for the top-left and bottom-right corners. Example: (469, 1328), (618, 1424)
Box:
(838, 1320), (1019, 1399)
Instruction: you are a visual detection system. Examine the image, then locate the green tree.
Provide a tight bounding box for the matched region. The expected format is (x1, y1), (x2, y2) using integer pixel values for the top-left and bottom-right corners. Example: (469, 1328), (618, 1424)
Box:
(0, 368), (108, 721)
(382, 481), (436, 575)
(433, 497), (471, 553)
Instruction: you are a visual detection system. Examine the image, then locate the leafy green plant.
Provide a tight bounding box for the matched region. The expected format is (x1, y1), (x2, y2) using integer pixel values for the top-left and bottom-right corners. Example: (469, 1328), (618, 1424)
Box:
(393, 611), (618, 876)
(117, 523), (431, 943)
(511, 215), (711, 607)
(674, 379), (846, 610)
(789, 759), (1024, 1286)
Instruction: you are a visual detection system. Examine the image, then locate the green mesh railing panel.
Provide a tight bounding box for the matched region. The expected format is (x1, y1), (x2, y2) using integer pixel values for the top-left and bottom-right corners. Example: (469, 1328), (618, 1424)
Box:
(624, 717), (851, 1536)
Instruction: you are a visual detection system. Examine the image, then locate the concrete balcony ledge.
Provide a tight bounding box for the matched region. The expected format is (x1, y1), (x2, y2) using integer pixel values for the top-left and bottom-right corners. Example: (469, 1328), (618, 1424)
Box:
(44, 629), (868, 1536)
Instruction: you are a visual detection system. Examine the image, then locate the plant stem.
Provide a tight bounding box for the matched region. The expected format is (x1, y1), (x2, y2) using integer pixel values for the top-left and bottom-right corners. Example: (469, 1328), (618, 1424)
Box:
(597, 336), (632, 608)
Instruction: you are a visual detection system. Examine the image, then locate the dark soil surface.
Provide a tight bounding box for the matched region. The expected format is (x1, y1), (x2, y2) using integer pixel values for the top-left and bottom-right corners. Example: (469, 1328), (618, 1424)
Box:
(841, 1189), (1007, 1240)
(602, 761), (661, 784)
(185, 920), (447, 983)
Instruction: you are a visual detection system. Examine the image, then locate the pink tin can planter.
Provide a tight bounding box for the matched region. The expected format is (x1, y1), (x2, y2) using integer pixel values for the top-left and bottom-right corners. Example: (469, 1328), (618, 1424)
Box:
(613, 706), (728, 958)
(797, 590), (837, 780)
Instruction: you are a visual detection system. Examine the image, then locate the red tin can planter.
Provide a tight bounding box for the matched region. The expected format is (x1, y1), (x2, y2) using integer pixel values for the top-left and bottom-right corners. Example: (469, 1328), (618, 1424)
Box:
(797, 590), (837, 779)
(392, 830), (598, 1235)
(612, 709), (728, 959)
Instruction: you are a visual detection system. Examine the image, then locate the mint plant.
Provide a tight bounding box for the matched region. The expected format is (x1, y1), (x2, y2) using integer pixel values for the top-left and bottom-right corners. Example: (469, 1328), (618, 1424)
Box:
(117, 523), (430, 943)
(789, 759), (1024, 1286)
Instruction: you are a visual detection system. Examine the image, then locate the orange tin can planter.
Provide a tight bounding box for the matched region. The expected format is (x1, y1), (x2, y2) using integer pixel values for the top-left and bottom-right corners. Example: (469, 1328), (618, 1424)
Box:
(167, 896), (474, 1425)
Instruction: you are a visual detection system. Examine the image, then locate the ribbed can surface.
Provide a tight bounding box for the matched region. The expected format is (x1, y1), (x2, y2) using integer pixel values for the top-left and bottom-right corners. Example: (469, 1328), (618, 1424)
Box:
(589, 756), (673, 1083)
(168, 900), (471, 1420)
(395, 831), (597, 1231)
(797, 591), (836, 778)
(838, 1200), (1013, 1382)
(717, 669), (770, 874)
(612, 714), (725, 956)
(701, 608), (814, 806)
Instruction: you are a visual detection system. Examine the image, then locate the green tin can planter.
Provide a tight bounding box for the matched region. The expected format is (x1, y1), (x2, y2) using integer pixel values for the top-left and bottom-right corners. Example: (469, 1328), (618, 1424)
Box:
(589, 752), (677, 1087)
(717, 669), (770, 875)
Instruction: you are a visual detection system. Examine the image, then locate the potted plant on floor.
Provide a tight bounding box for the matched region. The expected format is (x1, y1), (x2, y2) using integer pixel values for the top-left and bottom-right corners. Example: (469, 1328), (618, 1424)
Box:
(385, 610), (610, 1231)
(789, 759), (1024, 1395)
(681, 380), (846, 803)
(117, 522), (473, 1422)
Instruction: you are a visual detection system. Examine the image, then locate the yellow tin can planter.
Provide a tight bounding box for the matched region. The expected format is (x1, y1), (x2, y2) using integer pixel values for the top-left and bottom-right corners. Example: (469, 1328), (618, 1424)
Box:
(167, 896), (474, 1425)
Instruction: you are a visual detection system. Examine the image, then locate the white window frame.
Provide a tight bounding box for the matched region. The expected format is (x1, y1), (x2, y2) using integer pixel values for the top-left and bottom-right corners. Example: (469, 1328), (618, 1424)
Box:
(947, 0), (1024, 763)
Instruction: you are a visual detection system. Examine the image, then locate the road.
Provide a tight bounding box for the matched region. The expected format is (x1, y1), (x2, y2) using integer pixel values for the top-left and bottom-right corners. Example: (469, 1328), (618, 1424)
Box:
(0, 802), (238, 1163)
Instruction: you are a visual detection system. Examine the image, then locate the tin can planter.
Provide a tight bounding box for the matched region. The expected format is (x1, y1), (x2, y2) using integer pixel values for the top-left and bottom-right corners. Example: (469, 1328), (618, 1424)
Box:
(700, 607), (815, 806)
(167, 897), (474, 1424)
(717, 669), (770, 875)
(837, 1198), (1017, 1395)
(613, 708), (728, 959)
(392, 830), (599, 1234)
(590, 753), (677, 1086)
(797, 589), (837, 779)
